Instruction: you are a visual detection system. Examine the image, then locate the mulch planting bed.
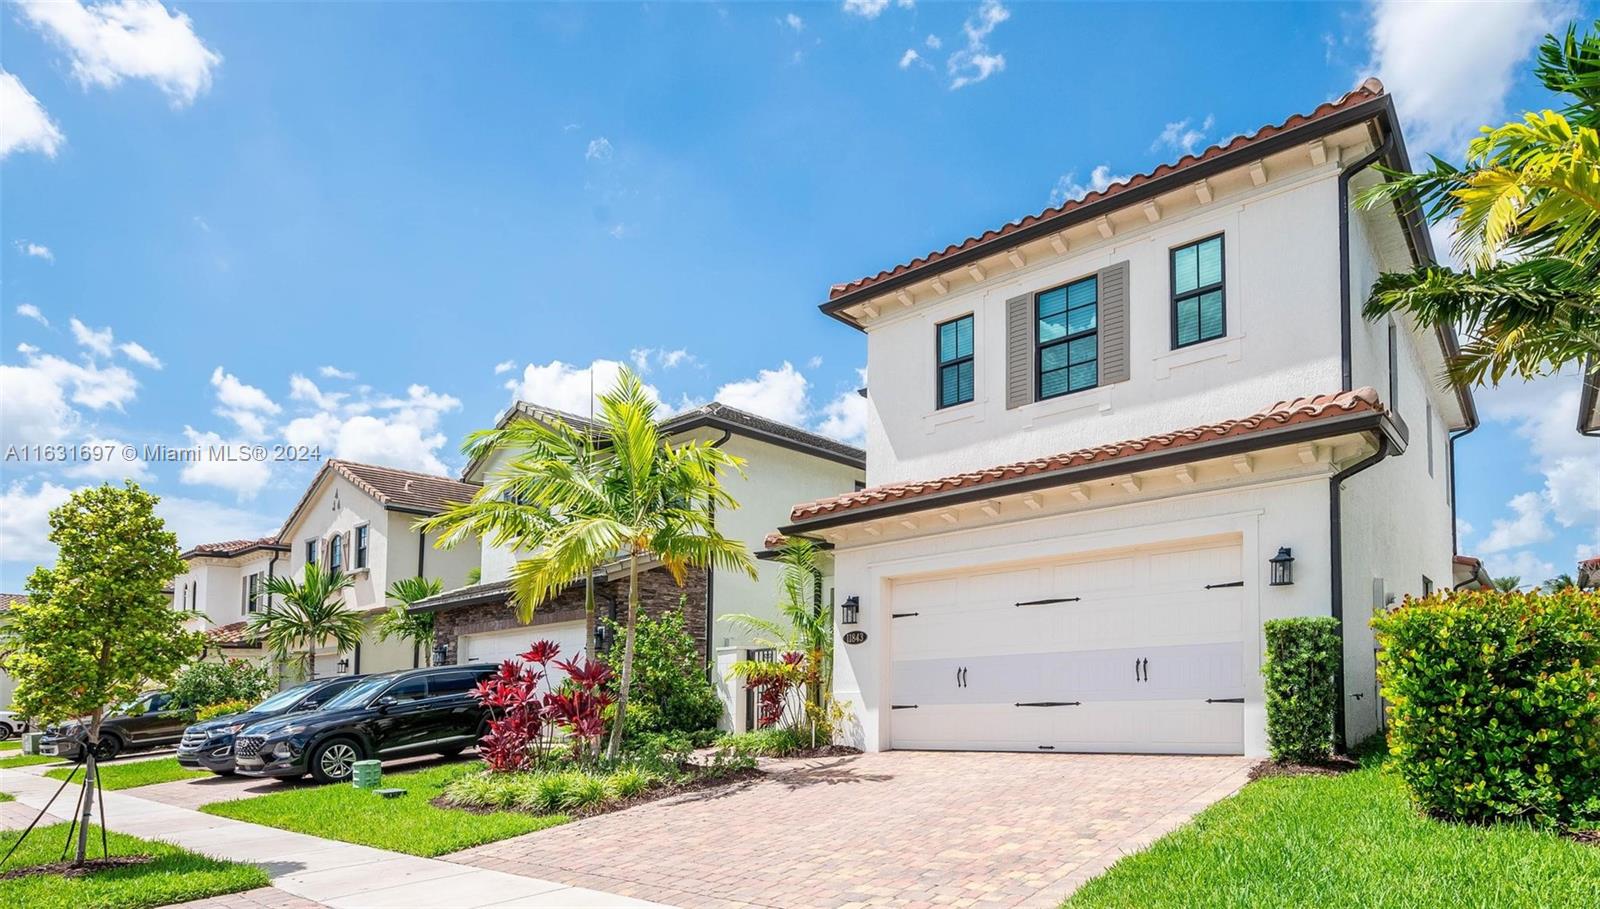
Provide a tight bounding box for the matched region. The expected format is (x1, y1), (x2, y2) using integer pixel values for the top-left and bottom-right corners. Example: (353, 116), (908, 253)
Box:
(0, 854), (153, 881)
(1248, 755), (1360, 781)
(432, 766), (765, 820)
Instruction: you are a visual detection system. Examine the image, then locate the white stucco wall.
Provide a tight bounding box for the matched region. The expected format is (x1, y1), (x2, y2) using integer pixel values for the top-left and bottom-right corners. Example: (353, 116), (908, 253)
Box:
(862, 166), (1347, 487)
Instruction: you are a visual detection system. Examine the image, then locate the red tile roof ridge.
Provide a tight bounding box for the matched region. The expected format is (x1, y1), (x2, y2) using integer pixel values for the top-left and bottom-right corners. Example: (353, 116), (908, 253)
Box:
(828, 79), (1387, 301)
(789, 387), (1383, 521)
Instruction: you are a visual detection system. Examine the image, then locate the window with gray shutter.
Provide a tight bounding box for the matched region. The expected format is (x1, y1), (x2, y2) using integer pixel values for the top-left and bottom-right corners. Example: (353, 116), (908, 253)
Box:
(1036, 277), (1100, 398)
(1098, 261), (1131, 385)
(1005, 293), (1034, 409)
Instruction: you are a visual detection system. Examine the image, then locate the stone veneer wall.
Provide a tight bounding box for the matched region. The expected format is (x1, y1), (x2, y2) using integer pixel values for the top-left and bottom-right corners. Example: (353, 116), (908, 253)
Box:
(432, 565), (708, 665)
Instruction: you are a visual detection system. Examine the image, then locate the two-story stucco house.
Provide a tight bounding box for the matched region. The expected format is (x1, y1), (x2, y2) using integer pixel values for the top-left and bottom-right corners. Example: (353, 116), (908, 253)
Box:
(171, 536), (289, 665)
(270, 459), (482, 676)
(779, 79), (1477, 758)
(415, 400), (864, 731)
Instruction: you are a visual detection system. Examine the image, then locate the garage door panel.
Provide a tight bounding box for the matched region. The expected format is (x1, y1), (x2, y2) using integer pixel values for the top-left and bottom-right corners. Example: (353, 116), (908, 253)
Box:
(891, 607), (1056, 660)
(890, 704), (1043, 750)
(462, 622), (588, 688)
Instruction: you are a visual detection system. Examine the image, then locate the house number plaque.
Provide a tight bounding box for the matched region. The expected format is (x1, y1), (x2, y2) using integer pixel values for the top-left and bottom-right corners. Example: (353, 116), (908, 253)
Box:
(842, 630), (868, 645)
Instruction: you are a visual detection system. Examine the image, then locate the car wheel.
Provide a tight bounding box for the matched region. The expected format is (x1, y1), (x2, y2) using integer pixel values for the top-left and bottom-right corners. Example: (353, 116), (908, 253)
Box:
(0, 722), (14, 740)
(309, 739), (362, 784)
(91, 736), (122, 762)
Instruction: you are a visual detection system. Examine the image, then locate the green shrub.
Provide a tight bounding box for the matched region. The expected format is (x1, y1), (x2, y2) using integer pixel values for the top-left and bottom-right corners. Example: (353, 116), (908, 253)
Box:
(195, 699), (253, 722)
(717, 726), (809, 758)
(1262, 617), (1342, 763)
(605, 609), (722, 737)
(171, 659), (273, 710)
(1372, 589), (1600, 828)
(442, 765), (666, 814)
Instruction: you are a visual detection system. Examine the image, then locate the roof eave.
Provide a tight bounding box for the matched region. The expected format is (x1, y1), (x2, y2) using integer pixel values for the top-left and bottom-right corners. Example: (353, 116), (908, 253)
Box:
(782, 409), (1394, 535)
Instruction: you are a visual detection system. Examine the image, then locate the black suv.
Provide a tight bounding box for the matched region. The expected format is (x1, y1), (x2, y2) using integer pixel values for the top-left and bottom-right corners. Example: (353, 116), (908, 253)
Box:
(234, 665), (496, 783)
(40, 691), (191, 761)
(177, 676), (362, 775)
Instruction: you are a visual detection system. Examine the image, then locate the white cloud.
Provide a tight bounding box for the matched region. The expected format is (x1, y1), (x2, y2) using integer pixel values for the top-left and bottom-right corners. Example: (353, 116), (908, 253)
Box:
(18, 0), (223, 107)
(1476, 373), (1599, 543)
(156, 495), (279, 555)
(1456, 517), (1473, 545)
(16, 304), (49, 327)
(1365, 0), (1568, 155)
(947, 0), (1009, 90)
(817, 369), (869, 445)
(506, 359), (661, 417)
(282, 384), (461, 475)
(1152, 114), (1214, 156)
(629, 347), (695, 373)
(176, 426), (272, 498)
(0, 71), (64, 159)
(493, 359), (516, 375)
(288, 373), (345, 412)
(0, 480), (75, 565)
(118, 340), (162, 369)
(65, 436), (151, 481)
(1482, 550), (1555, 587)
(1478, 491), (1552, 554)
(843, 0), (890, 17)
(0, 363), (78, 448)
(925, 34), (942, 50)
(318, 365), (356, 380)
(209, 366), (280, 415)
(715, 362), (810, 426)
(1050, 165), (1129, 206)
(899, 49), (923, 70)
(782, 12), (804, 30)
(585, 137), (614, 162)
(15, 241), (54, 262)
(69, 318), (114, 357)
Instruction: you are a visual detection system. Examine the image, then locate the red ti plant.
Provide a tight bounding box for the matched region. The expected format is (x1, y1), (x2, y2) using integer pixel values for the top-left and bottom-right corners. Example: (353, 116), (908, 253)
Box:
(469, 639), (616, 771)
(742, 651), (805, 729)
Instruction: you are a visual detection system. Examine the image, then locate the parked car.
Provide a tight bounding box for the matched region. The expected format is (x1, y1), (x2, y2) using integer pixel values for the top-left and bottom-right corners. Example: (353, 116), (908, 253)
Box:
(177, 675), (363, 776)
(39, 691), (190, 761)
(0, 709), (30, 740)
(234, 665), (497, 784)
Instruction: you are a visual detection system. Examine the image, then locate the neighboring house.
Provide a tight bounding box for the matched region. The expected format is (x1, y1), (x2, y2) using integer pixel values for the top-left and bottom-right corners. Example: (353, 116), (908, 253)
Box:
(414, 400), (865, 731)
(1450, 555), (1493, 592)
(172, 537), (289, 665)
(1580, 358), (1598, 436)
(273, 459), (482, 677)
(0, 593), (24, 709)
(779, 79), (1476, 758)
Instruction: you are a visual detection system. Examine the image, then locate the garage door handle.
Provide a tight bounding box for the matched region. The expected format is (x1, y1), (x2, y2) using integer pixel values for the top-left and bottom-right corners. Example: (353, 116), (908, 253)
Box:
(1015, 701), (1081, 707)
(891, 612), (920, 619)
(891, 704), (918, 710)
(1015, 597), (1080, 607)
(1205, 581), (1244, 589)
(1141, 658), (1149, 682)
(1205, 698), (1244, 704)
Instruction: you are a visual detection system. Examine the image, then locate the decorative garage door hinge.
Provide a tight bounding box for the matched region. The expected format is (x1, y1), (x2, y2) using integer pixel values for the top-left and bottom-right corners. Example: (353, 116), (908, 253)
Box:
(891, 612), (920, 618)
(891, 704), (919, 710)
(1204, 581), (1244, 589)
(1205, 697), (1244, 704)
(1014, 701), (1082, 707)
(1015, 597), (1080, 607)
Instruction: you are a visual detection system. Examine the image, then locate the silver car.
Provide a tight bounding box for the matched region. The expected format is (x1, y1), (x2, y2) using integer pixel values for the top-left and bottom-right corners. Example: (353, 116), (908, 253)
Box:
(0, 709), (30, 740)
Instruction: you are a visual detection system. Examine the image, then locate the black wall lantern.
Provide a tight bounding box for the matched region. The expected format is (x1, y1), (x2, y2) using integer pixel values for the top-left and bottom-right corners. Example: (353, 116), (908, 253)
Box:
(336, 657), (350, 674)
(840, 596), (860, 625)
(594, 623), (609, 651)
(1269, 547), (1295, 586)
(432, 642), (449, 666)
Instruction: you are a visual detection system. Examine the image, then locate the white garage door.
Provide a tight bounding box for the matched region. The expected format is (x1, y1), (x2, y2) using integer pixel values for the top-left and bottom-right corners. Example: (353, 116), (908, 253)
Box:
(460, 621), (589, 689)
(889, 537), (1245, 754)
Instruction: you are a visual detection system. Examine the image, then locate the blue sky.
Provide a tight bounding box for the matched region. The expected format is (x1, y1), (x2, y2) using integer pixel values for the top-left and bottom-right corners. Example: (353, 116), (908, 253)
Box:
(1, 0), (1594, 590)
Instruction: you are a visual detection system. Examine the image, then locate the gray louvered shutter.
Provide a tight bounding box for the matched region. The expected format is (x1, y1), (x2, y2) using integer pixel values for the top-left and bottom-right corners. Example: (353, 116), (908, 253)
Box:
(1098, 261), (1131, 385)
(1005, 292), (1034, 409)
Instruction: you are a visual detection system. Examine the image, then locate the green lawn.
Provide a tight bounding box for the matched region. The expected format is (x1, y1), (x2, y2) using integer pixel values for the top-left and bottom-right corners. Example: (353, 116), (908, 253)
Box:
(0, 753), (58, 769)
(200, 761), (568, 856)
(1065, 758), (1600, 908)
(0, 823), (267, 909)
(1, 739), (21, 751)
(44, 759), (209, 791)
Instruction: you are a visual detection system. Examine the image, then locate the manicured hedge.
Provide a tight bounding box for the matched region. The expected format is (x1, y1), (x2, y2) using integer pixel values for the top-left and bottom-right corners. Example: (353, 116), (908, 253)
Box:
(1262, 617), (1342, 763)
(1372, 589), (1600, 828)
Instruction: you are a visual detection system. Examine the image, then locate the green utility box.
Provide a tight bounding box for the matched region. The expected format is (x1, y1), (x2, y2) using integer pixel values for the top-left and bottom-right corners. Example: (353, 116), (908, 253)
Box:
(351, 759), (382, 790)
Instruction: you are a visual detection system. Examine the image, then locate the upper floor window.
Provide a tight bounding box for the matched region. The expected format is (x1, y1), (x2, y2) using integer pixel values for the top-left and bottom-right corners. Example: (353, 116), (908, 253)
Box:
(305, 539), (317, 566)
(329, 533), (345, 573)
(936, 314), (975, 409)
(1171, 235), (1225, 348)
(355, 525), (369, 570)
(1037, 277), (1098, 399)
(243, 572), (262, 614)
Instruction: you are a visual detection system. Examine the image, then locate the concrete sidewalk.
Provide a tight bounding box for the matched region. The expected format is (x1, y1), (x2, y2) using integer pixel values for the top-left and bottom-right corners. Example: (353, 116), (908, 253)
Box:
(1, 765), (672, 908)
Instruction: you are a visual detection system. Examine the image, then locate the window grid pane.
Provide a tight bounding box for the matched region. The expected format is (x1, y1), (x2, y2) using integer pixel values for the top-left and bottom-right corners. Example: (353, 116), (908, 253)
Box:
(1036, 276), (1098, 401)
(1171, 236), (1225, 348)
(936, 315), (975, 408)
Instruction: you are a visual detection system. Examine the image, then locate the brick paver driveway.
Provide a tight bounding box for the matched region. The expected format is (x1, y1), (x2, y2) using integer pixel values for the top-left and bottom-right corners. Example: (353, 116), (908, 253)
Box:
(451, 750), (1255, 908)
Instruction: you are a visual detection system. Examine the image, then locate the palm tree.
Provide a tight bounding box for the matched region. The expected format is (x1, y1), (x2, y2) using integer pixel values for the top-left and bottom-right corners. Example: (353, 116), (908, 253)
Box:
(376, 576), (444, 665)
(1358, 23), (1600, 385)
(722, 537), (833, 744)
(1493, 575), (1523, 593)
(421, 368), (756, 758)
(1542, 573), (1578, 592)
(251, 563), (362, 680)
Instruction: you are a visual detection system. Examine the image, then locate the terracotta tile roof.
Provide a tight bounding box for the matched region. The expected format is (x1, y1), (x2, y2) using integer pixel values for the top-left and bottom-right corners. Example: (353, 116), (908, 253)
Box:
(0, 593), (26, 611)
(789, 388), (1384, 523)
(828, 79), (1387, 303)
(1452, 555), (1483, 569)
(182, 536), (289, 560)
(205, 620), (260, 647)
(279, 459), (480, 541)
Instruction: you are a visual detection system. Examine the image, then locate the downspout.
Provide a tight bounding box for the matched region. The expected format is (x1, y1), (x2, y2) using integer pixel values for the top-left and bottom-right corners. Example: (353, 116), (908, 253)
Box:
(1448, 427), (1474, 553)
(1329, 435), (1391, 752)
(415, 528), (428, 669)
(704, 428), (733, 674)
